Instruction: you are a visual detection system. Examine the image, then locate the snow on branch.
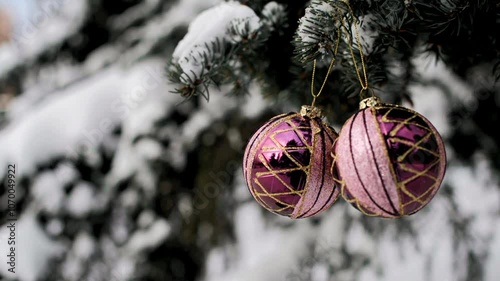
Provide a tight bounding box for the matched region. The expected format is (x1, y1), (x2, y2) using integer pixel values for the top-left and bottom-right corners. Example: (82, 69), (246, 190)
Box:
(167, 1), (286, 100)
(172, 1), (260, 80)
(293, 0), (351, 63)
(261, 1), (288, 32)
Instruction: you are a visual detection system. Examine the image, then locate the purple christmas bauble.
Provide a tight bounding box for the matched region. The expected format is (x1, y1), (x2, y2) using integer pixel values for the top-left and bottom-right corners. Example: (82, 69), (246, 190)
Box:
(333, 97), (447, 218)
(243, 106), (341, 219)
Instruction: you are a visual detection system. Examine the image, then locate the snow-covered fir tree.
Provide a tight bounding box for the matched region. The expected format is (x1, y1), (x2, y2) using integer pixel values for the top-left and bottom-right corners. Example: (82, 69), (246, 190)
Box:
(0, 0), (499, 281)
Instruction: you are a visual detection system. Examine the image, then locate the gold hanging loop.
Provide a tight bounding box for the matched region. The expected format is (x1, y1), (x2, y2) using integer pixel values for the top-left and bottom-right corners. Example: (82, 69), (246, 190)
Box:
(339, 0), (370, 96)
(310, 28), (342, 108)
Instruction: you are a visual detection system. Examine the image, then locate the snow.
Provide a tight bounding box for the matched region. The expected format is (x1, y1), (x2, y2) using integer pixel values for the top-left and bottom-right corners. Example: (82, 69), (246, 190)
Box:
(172, 1), (261, 83)
(355, 14), (378, 55)
(0, 0), (88, 77)
(345, 222), (376, 256)
(108, 0), (162, 32)
(376, 232), (425, 281)
(311, 263), (329, 281)
(485, 219), (500, 281)
(204, 202), (316, 281)
(261, 2), (286, 30)
(116, 0), (220, 65)
(125, 219), (171, 254)
(295, 1), (377, 58)
(241, 82), (269, 119)
(137, 210), (156, 228)
(61, 232), (96, 281)
(413, 53), (474, 104)
(135, 138), (163, 160)
(407, 84), (451, 138)
(73, 232), (95, 259)
(53, 162), (79, 184)
(0, 3), (219, 280)
(0, 69), (122, 177)
(66, 182), (95, 217)
(0, 211), (65, 281)
(297, 0), (336, 45)
(46, 218), (64, 236)
(204, 247), (228, 278)
(106, 70), (181, 192)
(0, 58), (172, 179)
(447, 154), (499, 217)
(181, 86), (237, 147)
(32, 171), (66, 214)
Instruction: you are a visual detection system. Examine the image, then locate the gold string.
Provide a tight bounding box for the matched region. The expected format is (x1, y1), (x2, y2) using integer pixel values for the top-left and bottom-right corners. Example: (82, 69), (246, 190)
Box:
(310, 28), (342, 107)
(340, 0), (370, 96)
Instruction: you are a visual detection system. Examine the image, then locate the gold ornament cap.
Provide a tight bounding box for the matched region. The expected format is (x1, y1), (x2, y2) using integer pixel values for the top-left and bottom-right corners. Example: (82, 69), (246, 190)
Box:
(359, 96), (381, 109)
(300, 105), (323, 118)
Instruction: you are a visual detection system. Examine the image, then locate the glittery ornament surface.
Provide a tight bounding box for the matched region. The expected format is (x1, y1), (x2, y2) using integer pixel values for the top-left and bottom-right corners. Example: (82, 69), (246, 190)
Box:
(333, 103), (446, 218)
(244, 112), (340, 219)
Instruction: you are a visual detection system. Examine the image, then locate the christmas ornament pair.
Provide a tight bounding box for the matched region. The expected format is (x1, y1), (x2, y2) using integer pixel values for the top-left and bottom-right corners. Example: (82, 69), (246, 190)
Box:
(242, 96), (447, 219)
(243, 0), (446, 219)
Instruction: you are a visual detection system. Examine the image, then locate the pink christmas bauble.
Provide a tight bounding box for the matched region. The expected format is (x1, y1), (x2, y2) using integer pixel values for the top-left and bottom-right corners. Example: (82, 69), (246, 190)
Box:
(333, 97), (447, 218)
(243, 107), (341, 219)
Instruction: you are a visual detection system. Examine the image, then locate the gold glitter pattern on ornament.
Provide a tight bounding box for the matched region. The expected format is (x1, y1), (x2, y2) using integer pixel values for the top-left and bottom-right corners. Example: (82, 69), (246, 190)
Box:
(376, 106), (444, 215)
(251, 115), (317, 215)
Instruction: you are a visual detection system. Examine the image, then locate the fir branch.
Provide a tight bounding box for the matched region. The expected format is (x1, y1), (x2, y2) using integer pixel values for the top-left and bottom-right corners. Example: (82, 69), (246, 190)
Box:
(260, 1), (289, 34)
(293, 0), (351, 63)
(291, 0), (392, 99)
(167, 3), (288, 101)
(369, 0), (419, 51)
(339, 53), (387, 98)
(167, 38), (236, 100)
(415, 0), (472, 37)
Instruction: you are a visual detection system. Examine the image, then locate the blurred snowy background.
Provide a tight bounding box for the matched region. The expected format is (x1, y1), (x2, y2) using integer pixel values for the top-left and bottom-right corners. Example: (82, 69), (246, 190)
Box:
(0, 0), (499, 281)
